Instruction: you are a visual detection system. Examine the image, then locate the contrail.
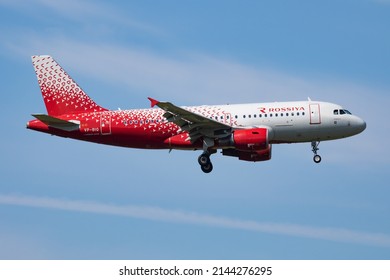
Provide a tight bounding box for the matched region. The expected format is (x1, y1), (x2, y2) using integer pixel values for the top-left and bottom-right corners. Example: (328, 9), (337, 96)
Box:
(1, 194), (389, 247)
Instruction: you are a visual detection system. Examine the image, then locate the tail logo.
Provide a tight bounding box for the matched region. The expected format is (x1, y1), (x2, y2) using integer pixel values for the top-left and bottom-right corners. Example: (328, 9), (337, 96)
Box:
(32, 55), (106, 116)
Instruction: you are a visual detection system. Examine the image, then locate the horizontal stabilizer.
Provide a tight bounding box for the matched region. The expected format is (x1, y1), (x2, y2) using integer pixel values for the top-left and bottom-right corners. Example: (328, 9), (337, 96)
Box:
(32, 114), (80, 132)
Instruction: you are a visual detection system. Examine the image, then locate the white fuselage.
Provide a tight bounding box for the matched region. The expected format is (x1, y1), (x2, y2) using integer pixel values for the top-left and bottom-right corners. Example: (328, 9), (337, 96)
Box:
(186, 101), (366, 144)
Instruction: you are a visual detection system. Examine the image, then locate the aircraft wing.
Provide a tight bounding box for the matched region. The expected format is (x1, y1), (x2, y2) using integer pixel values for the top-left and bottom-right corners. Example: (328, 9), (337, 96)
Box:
(148, 97), (232, 142)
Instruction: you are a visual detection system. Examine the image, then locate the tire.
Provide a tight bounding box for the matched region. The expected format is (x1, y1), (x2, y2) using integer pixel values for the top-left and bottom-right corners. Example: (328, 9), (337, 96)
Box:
(201, 163), (213, 173)
(198, 154), (210, 165)
(313, 155), (322, 163)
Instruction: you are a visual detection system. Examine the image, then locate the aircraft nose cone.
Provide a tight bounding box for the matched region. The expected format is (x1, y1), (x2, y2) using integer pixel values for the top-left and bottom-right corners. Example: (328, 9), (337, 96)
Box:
(361, 120), (367, 131)
(356, 118), (366, 134)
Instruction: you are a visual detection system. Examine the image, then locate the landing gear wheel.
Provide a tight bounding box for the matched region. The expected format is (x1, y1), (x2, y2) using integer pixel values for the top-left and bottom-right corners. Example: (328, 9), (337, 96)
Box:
(201, 162), (213, 173)
(311, 141), (321, 164)
(198, 153), (210, 165)
(198, 152), (213, 173)
(313, 155), (322, 163)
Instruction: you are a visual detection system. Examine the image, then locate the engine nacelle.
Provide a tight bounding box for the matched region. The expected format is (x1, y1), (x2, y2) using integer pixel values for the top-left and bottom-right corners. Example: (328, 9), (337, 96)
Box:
(232, 128), (268, 151)
(222, 145), (272, 162)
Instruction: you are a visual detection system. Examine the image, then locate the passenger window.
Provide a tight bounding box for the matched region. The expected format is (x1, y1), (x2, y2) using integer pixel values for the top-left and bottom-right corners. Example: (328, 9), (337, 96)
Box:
(302, 112), (305, 116)
(281, 113), (283, 117)
(235, 115), (238, 119)
(248, 115), (251, 118)
(286, 113), (289, 116)
(275, 113), (278, 117)
(243, 115), (246, 118)
(220, 116), (223, 119)
(270, 114), (273, 117)
(291, 113), (294, 116)
(264, 114), (267, 117)
(297, 112), (300, 116)
(254, 114), (256, 118)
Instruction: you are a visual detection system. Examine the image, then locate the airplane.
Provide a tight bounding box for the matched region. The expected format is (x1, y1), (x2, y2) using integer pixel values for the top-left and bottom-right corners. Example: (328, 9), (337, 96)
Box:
(27, 55), (366, 173)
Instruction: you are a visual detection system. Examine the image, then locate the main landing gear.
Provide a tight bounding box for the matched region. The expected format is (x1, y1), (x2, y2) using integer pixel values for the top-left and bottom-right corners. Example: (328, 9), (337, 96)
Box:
(311, 141), (321, 163)
(198, 138), (216, 173)
(198, 150), (216, 173)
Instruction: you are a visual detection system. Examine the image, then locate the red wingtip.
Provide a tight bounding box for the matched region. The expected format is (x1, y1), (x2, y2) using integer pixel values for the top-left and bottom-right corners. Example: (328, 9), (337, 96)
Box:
(148, 97), (159, 108)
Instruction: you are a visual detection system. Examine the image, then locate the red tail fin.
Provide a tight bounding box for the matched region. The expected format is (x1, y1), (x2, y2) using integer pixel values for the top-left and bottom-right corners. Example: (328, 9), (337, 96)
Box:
(32, 55), (107, 116)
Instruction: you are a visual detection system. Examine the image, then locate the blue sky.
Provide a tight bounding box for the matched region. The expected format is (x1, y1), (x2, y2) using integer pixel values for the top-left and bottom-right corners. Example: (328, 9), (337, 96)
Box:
(0, 0), (389, 259)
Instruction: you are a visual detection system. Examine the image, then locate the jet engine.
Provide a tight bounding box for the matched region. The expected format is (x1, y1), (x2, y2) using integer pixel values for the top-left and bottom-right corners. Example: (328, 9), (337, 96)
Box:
(232, 128), (268, 151)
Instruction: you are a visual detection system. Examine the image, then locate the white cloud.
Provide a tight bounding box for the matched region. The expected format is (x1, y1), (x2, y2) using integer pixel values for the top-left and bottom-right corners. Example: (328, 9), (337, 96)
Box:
(0, 0), (164, 36)
(12, 35), (389, 104)
(1, 194), (390, 247)
(40, 0), (163, 35)
(2, 0), (388, 107)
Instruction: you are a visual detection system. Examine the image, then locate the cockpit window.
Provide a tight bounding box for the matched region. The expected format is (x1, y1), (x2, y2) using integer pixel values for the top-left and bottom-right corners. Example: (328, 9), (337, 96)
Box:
(340, 109), (352, 115)
(343, 109), (352, 114)
(334, 109), (352, 115)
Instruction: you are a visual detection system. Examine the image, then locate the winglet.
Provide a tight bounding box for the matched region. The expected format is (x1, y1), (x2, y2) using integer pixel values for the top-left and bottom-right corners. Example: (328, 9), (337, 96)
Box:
(148, 97), (159, 108)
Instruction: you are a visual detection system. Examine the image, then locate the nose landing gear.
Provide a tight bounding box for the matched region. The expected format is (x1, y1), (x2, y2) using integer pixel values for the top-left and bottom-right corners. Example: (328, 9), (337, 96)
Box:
(311, 141), (321, 163)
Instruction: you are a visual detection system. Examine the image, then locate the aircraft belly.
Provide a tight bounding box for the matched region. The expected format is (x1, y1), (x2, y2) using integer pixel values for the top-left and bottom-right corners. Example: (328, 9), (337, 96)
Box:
(272, 123), (327, 143)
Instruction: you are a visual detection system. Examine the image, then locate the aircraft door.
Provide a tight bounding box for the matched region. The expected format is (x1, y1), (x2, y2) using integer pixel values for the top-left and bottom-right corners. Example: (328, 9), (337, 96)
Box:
(309, 104), (321, 124)
(100, 112), (112, 135)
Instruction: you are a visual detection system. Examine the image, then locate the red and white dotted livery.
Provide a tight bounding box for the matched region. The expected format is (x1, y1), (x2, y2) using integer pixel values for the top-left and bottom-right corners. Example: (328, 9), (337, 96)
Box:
(32, 55), (106, 116)
(27, 55), (366, 173)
